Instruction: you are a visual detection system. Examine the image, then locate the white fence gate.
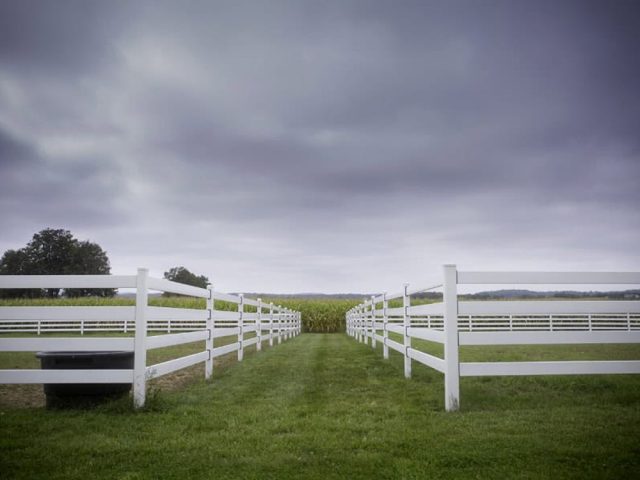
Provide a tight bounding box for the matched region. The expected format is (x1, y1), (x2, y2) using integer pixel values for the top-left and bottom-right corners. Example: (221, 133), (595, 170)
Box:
(346, 265), (640, 411)
(0, 269), (301, 408)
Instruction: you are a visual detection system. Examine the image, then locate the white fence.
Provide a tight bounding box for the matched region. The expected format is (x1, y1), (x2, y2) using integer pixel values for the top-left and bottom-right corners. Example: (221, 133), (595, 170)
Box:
(346, 265), (640, 411)
(0, 269), (301, 408)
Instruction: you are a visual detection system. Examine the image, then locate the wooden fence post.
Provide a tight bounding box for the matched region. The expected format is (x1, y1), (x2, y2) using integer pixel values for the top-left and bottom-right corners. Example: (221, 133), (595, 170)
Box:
(286, 310), (290, 340)
(133, 267), (148, 409)
(443, 264), (460, 411)
(257, 298), (262, 352)
(354, 308), (357, 340)
(346, 310), (350, 335)
(205, 284), (214, 380)
(238, 294), (244, 361)
(352, 309), (356, 340)
(366, 301), (371, 345)
(403, 283), (411, 378)
(282, 309), (287, 341)
(347, 310), (350, 335)
(352, 309), (356, 339)
(371, 296), (377, 349)
(269, 302), (274, 347)
(288, 311), (292, 339)
(382, 292), (389, 360)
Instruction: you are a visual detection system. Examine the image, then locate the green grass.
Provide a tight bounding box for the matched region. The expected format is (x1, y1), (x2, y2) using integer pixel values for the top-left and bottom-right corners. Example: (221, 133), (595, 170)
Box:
(1, 334), (639, 479)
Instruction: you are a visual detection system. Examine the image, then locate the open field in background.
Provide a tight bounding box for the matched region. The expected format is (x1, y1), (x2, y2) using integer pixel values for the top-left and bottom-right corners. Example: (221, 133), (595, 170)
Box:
(1, 334), (640, 479)
(8, 292), (627, 334)
(0, 296), (257, 311)
(0, 296), (359, 333)
(268, 298), (358, 332)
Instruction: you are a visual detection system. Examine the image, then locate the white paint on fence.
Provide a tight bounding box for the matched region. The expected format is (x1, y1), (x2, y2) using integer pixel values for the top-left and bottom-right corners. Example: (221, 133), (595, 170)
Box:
(346, 265), (640, 411)
(0, 270), (301, 408)
(443, 264), (460, 412)
(133, 268), (148, 408)
(403, 284), (411, 379)
(205, 284), (214, 380)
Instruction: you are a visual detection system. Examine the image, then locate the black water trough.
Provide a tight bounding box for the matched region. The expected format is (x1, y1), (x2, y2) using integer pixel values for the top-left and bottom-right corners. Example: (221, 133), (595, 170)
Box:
(36, 351), (134, 407)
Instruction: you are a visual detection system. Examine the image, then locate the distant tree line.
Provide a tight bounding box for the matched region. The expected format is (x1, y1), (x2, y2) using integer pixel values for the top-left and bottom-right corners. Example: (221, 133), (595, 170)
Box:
(0, 228), (114, 298)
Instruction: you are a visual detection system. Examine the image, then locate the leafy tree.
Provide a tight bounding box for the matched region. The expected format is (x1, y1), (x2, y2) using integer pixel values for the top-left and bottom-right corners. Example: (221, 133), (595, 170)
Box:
(23, 229), (78, 297)
(163, 266), (209, 296)
(0, 228), (115, 298)
(0, 249), (39, 298)
(65, 241), (114, 297)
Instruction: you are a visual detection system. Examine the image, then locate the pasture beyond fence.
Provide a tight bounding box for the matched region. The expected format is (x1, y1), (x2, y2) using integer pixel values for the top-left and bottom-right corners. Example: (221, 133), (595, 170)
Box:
(0, 269), (301, 407)
(346, 265), (640, 411)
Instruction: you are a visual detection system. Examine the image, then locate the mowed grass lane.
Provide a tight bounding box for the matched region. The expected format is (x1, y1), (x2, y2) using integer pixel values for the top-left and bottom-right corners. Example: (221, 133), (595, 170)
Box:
(1, 334), (640, 479)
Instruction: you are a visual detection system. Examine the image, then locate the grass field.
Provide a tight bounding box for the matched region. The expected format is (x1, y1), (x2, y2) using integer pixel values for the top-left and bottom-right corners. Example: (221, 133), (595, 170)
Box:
(1, 334), (639, 479)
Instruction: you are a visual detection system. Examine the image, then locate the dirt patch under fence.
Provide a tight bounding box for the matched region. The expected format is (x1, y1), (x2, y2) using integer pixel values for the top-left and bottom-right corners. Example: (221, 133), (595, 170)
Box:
(0, 350), (240, 410)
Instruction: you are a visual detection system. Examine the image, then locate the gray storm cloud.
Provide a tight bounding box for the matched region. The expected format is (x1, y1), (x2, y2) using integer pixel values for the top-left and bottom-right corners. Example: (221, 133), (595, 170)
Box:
(0, 0), (639, 293)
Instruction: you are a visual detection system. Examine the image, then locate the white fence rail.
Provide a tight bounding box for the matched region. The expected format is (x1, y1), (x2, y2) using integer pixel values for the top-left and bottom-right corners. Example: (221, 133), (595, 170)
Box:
(0, 270), (301, 407)
(346, 265), (640, 411)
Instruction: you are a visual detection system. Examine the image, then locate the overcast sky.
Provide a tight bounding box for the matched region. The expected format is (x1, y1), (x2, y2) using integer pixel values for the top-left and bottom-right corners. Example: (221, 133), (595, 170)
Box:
(1, 0), (639, 293)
